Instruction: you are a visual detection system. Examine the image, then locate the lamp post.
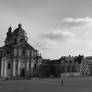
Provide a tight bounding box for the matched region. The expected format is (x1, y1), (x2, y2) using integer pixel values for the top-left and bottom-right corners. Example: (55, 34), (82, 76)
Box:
(30, 49), (34, 79)
(65, 60), (67, 77)
(70, 61), (73, 77)
(38, 53), (42, 77)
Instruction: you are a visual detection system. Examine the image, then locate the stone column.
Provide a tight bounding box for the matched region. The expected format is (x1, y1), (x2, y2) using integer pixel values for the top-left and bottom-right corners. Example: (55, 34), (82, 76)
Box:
(1, 58), (7, 78)
(18, 61), (21, 76)
(4, 60), (7, 78)
(25, 60), (29, 78)
(19, 49), (21, 56)
(13, 59), (16, 77)
(26, 60), (29, 71)
(70, 63), (72, 77)
(1, 59), (4, 78)
(65, 63), (67, 77)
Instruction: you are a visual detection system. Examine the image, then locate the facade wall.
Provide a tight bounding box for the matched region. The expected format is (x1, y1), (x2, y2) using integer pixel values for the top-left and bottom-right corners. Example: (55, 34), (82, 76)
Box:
(38, 63), (80, 77)
(80, 58), (89, 76)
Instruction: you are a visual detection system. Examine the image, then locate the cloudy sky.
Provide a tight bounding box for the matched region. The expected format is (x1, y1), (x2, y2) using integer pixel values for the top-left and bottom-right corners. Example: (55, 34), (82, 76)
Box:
(0, 0), (92, 59)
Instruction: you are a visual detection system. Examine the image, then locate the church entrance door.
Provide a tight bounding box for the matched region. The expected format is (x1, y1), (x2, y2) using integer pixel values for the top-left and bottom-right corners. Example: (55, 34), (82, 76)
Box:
(21, 68), (25, 77)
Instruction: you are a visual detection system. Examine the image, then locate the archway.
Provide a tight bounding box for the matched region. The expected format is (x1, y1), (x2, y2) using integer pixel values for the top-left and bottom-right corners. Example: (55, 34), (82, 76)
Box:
(21, 68), (25, 77)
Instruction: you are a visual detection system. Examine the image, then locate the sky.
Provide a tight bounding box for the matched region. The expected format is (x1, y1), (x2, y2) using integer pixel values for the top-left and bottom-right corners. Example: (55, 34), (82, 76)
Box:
(0, 0), (92, 59)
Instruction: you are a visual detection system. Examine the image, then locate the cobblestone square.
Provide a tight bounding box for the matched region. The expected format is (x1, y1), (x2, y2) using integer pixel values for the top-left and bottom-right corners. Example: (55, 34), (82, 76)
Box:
(0, 77), (92, 92)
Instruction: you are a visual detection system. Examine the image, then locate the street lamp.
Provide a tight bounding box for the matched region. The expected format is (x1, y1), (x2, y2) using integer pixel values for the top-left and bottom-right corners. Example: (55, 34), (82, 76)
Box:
(36, 53), (42, 77)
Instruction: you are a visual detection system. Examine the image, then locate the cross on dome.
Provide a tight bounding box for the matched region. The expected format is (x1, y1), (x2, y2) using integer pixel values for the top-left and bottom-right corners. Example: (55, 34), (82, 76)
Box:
(18, 23), (22, 28)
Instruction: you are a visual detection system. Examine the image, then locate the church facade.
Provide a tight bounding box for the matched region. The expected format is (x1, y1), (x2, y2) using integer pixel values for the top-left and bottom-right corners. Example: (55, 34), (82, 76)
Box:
(0, 24), (40, 78)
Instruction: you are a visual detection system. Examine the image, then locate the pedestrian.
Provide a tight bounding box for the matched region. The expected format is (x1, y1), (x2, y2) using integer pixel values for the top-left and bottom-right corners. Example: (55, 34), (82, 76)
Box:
(61, 74), (64, 85)
(61, 79), (63, 85)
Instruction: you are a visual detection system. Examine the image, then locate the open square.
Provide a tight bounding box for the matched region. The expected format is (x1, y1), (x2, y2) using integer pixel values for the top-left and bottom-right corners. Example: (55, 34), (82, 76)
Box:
(0, 77), (92, 92)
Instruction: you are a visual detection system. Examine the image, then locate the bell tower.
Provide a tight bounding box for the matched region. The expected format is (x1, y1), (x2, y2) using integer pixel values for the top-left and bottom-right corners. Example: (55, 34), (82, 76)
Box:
(5, 26), (13, 45)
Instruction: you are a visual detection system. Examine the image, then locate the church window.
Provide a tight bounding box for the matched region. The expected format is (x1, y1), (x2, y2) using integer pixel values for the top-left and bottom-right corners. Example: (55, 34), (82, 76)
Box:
(20, 38), (24, 43)
(22, 49), (25, 56)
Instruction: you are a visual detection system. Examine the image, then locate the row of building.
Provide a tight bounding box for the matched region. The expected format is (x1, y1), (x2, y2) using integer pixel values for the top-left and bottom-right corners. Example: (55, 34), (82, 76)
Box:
(39, 55), (92, 77)
(0, 24), (92, 79)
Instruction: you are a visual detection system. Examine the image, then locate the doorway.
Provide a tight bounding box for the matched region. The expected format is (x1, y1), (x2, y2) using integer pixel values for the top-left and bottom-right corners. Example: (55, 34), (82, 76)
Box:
(21, 68), (25, 77)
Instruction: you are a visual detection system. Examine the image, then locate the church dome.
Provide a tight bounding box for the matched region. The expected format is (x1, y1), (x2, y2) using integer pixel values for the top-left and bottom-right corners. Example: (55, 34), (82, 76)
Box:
(13, 23), (27, 37)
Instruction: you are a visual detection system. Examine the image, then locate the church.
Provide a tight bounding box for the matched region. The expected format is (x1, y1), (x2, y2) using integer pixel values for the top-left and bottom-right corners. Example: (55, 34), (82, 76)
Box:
(0, 24), (41, 78)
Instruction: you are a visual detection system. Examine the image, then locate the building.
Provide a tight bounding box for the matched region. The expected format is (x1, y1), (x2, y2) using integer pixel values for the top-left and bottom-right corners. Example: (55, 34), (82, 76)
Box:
(39, 56), (80, 77)
(86, 56), (92, 75)
(60, 56), (80, 77)
(80, 57), (89, 76)
(0, 24), (41, 78)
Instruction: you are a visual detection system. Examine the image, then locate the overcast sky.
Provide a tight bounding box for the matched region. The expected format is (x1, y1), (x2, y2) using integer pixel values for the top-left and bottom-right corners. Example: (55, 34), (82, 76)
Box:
(0, 0), (92, 59)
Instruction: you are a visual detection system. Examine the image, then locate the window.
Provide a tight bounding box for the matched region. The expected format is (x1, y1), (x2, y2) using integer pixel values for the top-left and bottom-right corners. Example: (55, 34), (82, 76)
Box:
(7, 50), (10, 54)
(22, 49), (25, 56)
(14, 38), (17, 44)
(20, 38), (24, 43)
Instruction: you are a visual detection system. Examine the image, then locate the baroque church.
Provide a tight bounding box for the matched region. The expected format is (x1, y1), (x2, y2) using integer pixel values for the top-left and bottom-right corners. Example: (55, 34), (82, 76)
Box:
(0, 24), (41, 78)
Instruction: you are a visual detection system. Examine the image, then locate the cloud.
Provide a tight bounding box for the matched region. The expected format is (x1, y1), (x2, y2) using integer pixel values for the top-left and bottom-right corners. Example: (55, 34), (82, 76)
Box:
(61, 17), (92, 28)
(41, 30), (75, 41)
(40, 17), (92, 58)
(63, 17), (92, 24)
(60, 17), (92, 41)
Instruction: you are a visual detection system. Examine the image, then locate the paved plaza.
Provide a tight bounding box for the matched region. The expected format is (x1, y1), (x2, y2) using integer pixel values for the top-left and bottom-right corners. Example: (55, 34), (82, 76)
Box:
(0, 77), (92, 92)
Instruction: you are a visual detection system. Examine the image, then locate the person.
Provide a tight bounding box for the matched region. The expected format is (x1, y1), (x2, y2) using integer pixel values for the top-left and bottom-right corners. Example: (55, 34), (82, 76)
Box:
(61, 74), (64, 85)
(61, 79), (63, 85)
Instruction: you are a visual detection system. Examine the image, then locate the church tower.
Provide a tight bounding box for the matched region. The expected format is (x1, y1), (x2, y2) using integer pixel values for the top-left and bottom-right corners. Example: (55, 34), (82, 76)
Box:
(5, 26), (12, 45)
